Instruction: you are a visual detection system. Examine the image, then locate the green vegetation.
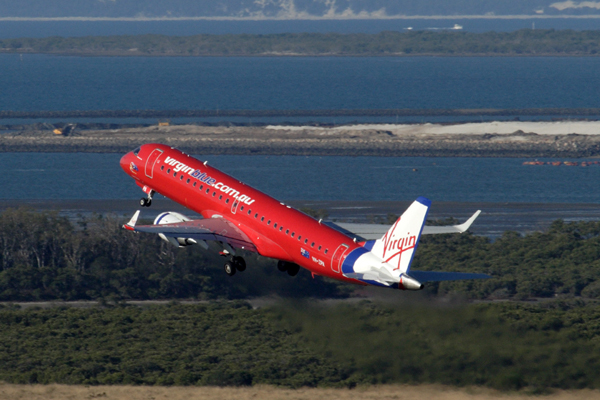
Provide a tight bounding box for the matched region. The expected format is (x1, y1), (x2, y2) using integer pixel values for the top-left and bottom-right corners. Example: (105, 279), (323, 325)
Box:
(1, 208), (600, 302)
(0, 302), (347, 387)
(272, 300), (600, 391)
(415, 220), (600, 300)
(0, 208), (348, 301)
(2, 208), (600, 389)
(3, 30), (600, 57)
(3, 300), (600, 390)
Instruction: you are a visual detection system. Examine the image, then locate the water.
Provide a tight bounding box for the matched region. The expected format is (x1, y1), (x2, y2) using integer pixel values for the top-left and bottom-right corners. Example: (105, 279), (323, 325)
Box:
(0, 19), (599, 38)
(2, 153), (599, 203)
(2, 55), (600, 114)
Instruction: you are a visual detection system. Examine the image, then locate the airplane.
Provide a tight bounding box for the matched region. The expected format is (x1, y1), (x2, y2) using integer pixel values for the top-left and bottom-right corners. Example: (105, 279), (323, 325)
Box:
(120, 144), (490, 290)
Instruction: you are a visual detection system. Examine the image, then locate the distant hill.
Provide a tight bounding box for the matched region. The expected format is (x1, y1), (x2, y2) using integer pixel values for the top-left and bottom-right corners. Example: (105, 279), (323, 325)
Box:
(3, 0), (600, 19)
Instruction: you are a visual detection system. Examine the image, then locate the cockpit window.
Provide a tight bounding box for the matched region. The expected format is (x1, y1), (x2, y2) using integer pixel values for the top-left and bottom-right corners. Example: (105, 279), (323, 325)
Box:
(133, 147), (141, 156)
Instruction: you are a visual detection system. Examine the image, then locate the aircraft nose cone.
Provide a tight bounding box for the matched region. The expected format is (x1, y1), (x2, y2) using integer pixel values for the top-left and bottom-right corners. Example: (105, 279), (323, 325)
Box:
(120, 153), (132, 174)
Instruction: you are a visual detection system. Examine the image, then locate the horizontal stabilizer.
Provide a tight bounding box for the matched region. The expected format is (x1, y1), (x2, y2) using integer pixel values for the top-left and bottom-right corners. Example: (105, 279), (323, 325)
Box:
(408, 270), (491, 283)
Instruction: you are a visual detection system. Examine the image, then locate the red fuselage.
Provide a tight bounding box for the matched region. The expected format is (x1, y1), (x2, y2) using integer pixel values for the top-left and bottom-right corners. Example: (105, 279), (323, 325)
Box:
(120, 143), (366, 285)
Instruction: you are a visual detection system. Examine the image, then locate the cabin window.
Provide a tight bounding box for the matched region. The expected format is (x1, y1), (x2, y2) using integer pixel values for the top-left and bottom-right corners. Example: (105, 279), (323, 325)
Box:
(291, 232), (295, 237)
(240, 206), (244, 211)
(206, 189), (210, 194)
(261, 217), (265, 222)
(180, 176), (184, 180)
(167, 168), (171, 173)
(161, 166), (164, 171)
(248, 210), (251, 215)
(298, 236), (301, 241)
(173, 172), (177, 177)
(267, 220), (271, 225)
(286, 229), (289, 235)
(311, 242), (315, 247)
(274, 223), (278, 228)
(186, 178), (190, 184)
(255, 213), (258, 218)
(212, 192), (216, 197)
(199, 185), (203, 190)
(219, 195), (223, 200)
(226, 199), (230, 204)
(304, 239), (308, 244)
(280, 227), (283, 232)
(193, 182), (196, 187)
(325, 249), (329, 254)
(318, 245), (322, 251)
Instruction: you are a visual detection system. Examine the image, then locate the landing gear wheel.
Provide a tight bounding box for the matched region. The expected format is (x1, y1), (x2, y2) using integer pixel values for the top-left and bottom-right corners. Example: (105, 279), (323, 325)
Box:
(277, 261), (288, 272)
(139, 198), (152, 207)
(224, 262), (236, 276)
(287, 263), (300, 277)
(233, 256), (246, 272)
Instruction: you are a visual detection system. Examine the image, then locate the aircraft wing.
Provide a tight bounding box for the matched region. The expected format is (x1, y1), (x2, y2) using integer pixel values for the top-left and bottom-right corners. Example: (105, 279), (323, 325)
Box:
(333, 210), (481, 240)
(123, 211), (257, 252)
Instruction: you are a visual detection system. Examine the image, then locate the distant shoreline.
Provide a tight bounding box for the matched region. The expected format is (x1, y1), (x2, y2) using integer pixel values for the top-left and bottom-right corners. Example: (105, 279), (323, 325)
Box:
(3, 30), (600, 57)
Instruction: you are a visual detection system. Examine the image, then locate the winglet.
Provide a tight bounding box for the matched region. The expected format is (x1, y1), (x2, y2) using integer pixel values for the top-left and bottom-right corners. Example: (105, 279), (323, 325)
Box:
(123, 210), (140, 231)
(421, 210), (481, 235)
(455, 210), (481, 232)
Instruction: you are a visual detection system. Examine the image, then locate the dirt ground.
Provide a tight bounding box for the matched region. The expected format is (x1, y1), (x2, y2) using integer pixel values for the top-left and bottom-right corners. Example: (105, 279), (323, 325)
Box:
(1, 384), (599, 400)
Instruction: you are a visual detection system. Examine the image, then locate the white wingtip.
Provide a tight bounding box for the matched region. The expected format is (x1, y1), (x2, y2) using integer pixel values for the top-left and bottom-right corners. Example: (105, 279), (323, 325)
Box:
(421, 210), (482, 235)
(455, 210), (481, 232)
(124, 210), (140, 230)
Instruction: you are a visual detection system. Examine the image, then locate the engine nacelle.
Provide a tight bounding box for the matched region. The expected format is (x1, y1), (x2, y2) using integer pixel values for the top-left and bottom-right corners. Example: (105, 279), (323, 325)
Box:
(154, 212), (202, 248)
(154, 211), (191, 225)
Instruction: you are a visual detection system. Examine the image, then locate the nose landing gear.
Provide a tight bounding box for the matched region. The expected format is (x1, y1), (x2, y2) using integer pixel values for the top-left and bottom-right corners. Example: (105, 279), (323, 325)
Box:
(140, 190), (155, 207)
(140, 198), (152, 207)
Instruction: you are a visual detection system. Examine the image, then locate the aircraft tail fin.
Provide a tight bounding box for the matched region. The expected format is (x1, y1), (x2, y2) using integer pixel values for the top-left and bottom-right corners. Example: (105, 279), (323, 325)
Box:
(367, 197), (430, 274)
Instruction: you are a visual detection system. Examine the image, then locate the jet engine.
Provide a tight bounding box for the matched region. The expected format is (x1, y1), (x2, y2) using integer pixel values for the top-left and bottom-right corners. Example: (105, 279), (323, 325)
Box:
(154, 212), (205, 248)
(154, 211), (191, 225)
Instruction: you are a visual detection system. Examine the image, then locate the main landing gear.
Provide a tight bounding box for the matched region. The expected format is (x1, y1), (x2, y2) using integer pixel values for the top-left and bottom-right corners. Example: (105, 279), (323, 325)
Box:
(224, 256), (246, 277)
(140, 190), (155, 207)
(277, 261), (300, 277)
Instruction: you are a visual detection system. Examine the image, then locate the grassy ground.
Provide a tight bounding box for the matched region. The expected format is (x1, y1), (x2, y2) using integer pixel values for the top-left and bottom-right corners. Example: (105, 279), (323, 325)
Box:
(1, 384), (600, 400)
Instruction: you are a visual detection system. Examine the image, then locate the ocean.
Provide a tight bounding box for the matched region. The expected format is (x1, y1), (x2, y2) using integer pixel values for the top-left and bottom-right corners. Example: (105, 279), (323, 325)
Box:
(2, 153), (599, 203)
(1, 43), (600, 215)
(2, 55), (600, 125)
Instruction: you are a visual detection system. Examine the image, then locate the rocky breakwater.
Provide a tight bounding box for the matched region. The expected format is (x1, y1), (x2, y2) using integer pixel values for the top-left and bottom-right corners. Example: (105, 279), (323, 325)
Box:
(1, 121), (600, 157)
